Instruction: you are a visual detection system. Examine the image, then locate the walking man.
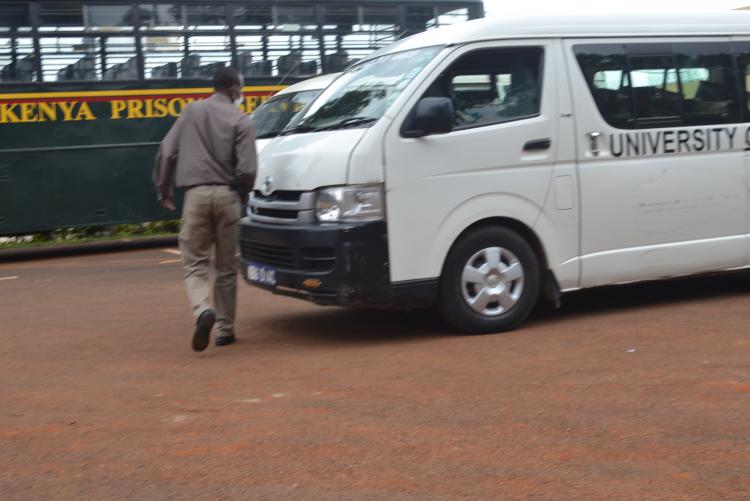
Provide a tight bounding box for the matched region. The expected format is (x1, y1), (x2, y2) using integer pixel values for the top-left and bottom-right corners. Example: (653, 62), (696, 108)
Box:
(153, 67), (257, 351)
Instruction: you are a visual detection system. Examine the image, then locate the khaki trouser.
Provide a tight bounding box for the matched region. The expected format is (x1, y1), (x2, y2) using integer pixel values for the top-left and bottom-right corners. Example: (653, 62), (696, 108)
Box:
(179, 185), (241, 338)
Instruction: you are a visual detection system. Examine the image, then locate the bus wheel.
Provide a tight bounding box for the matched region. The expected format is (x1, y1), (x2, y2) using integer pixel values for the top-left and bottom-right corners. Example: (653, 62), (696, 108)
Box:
(439, 226), (540, 334)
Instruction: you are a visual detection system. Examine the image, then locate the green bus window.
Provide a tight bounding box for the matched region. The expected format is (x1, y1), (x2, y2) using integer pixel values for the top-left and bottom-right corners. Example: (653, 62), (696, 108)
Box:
(143, 35), (184, 79)
(361, 6), (399, 32)
(40, 36), (99, 81)
(321, 35), (378, 71)
(235, 35), (270, 78)
(232, 5), (272, 30)
(322, 5), (358, 29)
(184, 35), (231, 78)
(435, 7), (470, 28)
(321, 42), (351, 73)
(0, 3), (31, 32)
(319, 6), (398, 70)
(102, 37), (137, 80)
(275, 5), (316, 30)
(84, 4), (134, 32)
(268, 34), (320, 77)
(405, 6), (438, 33)
(186, 4), (227, 29)
(139, 3), (183, 29)
(0, 36), (35, 82)
(39, 2), (85, 31)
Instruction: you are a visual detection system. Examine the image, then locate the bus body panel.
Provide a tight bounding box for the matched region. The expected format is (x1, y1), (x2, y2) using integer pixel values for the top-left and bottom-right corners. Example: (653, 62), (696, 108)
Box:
(0, 0), (483, 235)
(0, 82), (279, 234)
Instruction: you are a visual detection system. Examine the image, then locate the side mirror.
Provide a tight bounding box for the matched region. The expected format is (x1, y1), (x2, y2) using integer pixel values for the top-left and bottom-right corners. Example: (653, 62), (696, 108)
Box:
(403, 97), (454, 138)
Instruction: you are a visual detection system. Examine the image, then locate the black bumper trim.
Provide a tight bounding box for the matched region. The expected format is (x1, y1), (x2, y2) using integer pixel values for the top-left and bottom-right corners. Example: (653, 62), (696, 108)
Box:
(239, 217), (438, 308)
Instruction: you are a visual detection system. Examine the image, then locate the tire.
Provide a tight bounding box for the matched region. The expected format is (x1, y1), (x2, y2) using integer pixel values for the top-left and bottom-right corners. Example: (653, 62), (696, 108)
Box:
(439, 225), (541, 334)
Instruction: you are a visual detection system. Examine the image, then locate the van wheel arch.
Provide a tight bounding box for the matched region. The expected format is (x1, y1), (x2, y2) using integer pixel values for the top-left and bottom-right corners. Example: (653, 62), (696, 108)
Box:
(441, 217), (561, 309)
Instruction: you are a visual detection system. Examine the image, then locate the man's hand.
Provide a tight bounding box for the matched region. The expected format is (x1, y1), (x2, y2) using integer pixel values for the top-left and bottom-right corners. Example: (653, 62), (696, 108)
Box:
(160, 197), (176, 211)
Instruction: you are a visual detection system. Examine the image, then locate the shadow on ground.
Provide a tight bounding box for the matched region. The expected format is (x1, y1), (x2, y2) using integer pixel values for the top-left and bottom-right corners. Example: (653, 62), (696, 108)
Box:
(543, 269), (750, 319)
(254, 270), (750, 344)
(260, 306), (453, 345)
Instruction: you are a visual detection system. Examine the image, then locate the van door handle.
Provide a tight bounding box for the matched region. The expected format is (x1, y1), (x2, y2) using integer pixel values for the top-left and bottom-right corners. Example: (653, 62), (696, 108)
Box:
(523, 138), (551, 151)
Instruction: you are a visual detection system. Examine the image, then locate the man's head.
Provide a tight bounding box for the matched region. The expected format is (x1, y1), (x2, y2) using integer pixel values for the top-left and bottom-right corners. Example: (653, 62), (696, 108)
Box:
(213, 67), (244, 105)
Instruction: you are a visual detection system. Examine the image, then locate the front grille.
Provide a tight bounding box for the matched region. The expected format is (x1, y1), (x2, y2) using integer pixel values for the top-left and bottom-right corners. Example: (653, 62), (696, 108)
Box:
(252, 190), (302, 203)
(249, 190), (314, 224)
(252, 207), (298, 219)
(241, 241), (337, 272)
(300, 247), (336, 272)
(241, 241), (295, 268)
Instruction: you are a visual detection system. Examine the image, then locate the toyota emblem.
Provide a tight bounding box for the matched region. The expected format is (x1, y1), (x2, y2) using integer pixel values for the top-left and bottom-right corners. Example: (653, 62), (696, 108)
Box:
(262, 176), (273, 196)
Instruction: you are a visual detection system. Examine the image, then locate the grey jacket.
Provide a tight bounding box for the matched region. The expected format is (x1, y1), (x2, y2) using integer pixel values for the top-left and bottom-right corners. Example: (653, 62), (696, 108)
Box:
(153, 93), (257, 200)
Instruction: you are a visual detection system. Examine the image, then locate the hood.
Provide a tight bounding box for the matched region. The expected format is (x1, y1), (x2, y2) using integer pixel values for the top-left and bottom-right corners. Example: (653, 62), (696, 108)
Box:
(255, 129), (368, 192)
(255, 138), (273, 154)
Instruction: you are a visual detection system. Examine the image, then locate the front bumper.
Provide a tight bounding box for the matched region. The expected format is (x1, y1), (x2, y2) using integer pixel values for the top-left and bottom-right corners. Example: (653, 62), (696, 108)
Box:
(239, 217), (436, 307)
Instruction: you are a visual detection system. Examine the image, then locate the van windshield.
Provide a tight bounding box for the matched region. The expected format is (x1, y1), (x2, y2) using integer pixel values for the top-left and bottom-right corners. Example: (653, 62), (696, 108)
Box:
(252, 89), (322, 139)
(286, 46), (442, 134)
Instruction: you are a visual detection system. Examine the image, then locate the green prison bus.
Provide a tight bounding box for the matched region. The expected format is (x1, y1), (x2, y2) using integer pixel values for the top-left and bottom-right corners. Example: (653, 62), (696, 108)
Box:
(0, 0), (483, 236)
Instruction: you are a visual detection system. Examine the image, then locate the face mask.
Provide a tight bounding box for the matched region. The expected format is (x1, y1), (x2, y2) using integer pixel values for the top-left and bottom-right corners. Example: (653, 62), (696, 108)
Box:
(234, 93), (244, 109)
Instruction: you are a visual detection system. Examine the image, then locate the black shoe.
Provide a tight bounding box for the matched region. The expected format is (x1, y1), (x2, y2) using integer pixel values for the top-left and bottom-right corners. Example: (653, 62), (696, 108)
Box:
(215, 333), (236, 347)
(192, 309), (216, 352)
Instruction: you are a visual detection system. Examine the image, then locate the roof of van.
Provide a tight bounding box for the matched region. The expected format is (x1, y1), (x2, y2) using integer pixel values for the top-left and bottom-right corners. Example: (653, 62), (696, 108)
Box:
(363, 12), (750, 61)
(273, 72), (340, 96)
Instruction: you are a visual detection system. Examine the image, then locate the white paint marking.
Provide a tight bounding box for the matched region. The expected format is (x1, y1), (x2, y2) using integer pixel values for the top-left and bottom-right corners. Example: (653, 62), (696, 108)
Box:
(271, 393), (286, 399)
(162, 248), (181, 256)
(159, 259), (181, 264)
(627, 348), (637, 353)
(0, 276), (19, 281)
(236, 398), (261, 404)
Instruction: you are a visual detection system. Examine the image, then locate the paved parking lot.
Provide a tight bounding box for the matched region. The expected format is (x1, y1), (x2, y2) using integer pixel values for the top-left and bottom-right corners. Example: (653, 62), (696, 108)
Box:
(0, 248), (748, 500)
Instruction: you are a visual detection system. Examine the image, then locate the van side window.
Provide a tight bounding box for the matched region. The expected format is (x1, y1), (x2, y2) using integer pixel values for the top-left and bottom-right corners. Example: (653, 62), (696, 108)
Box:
(424, 47), (543, 129)
(574, 45), (634, 128)
(728, 42), (750, 118)
(628, 55), (681, 125)
(676, 43), (741, 125)
(575, 42), (741, 128)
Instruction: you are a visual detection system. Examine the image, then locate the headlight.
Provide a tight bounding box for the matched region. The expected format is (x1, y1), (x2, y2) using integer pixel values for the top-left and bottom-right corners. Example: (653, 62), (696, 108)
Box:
(315, 184), (385, 223)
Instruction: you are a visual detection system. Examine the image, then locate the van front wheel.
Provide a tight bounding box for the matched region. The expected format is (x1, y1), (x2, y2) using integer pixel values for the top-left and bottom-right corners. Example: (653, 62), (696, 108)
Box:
(439, 226), (540, 333)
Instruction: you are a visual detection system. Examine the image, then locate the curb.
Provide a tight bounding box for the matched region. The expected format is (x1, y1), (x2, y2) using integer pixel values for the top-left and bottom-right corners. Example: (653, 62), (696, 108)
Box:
(0, 235), (178, 262)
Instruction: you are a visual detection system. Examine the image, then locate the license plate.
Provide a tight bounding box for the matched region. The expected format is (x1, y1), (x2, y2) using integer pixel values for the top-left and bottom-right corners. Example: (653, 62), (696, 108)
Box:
(247, 262), (277, 287)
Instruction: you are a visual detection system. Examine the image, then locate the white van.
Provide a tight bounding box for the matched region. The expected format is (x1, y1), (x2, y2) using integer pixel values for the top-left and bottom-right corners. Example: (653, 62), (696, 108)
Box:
(241, 13), (750, 333)
(251, 73), (340, 152)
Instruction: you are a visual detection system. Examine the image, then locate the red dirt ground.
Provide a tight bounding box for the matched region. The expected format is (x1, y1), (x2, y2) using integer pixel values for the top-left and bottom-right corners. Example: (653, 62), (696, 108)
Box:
(0, 248), (748, 500)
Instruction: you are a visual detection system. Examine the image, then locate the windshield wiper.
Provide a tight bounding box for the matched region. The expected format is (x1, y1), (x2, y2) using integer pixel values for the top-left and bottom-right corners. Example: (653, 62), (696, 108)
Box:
(319, 116), (377, 131)
(280, 123), (319, 135)
(280, 116), (378, 136)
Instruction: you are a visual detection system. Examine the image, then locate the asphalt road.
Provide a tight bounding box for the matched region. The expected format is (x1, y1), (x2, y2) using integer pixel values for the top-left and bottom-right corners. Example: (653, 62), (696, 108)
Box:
(0, 248), (748, 500)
